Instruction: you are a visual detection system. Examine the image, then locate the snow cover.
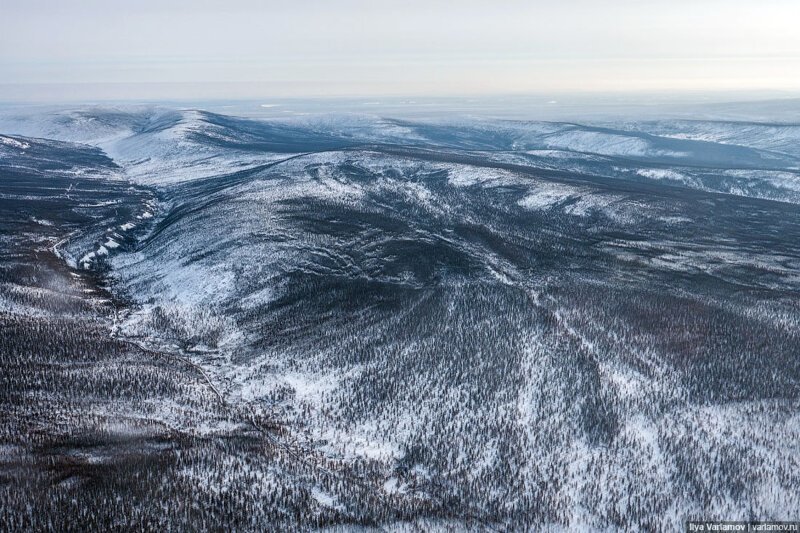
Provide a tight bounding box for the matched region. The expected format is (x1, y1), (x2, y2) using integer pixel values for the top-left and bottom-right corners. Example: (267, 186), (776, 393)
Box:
(0, 135), (30, 150)
(542, 130), (688, 159)
(5, 106), (800, 529)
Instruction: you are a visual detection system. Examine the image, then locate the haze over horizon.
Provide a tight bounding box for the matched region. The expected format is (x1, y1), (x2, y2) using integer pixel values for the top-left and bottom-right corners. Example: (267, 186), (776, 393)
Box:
(2, 0), (800, 102)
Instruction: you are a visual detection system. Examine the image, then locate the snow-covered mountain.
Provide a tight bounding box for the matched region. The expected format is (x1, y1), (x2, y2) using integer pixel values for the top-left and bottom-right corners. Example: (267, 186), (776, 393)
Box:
(2, 106), (799, 530)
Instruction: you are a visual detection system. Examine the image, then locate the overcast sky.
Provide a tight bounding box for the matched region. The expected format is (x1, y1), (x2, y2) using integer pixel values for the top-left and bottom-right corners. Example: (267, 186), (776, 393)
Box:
(2, 0), (800, 101)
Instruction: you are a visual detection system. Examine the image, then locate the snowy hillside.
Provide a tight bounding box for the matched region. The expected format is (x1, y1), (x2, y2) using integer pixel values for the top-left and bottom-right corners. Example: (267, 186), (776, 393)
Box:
(2, 106), (799, 530)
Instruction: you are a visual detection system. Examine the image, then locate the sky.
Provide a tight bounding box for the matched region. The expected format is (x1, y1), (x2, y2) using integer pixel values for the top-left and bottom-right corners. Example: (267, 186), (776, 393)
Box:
(2, 0), (800, 101)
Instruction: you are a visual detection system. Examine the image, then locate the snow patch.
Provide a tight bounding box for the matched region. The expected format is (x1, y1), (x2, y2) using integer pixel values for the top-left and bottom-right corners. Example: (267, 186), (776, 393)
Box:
(0, 135), (30, 150)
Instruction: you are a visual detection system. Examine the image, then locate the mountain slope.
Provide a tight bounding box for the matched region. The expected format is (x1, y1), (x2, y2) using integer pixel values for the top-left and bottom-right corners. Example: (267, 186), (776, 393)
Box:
(2, 107), (799, 530)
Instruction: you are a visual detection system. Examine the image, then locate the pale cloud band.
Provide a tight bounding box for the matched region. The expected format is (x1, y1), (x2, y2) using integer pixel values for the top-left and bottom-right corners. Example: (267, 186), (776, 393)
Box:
(2, 0), (799, 100)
